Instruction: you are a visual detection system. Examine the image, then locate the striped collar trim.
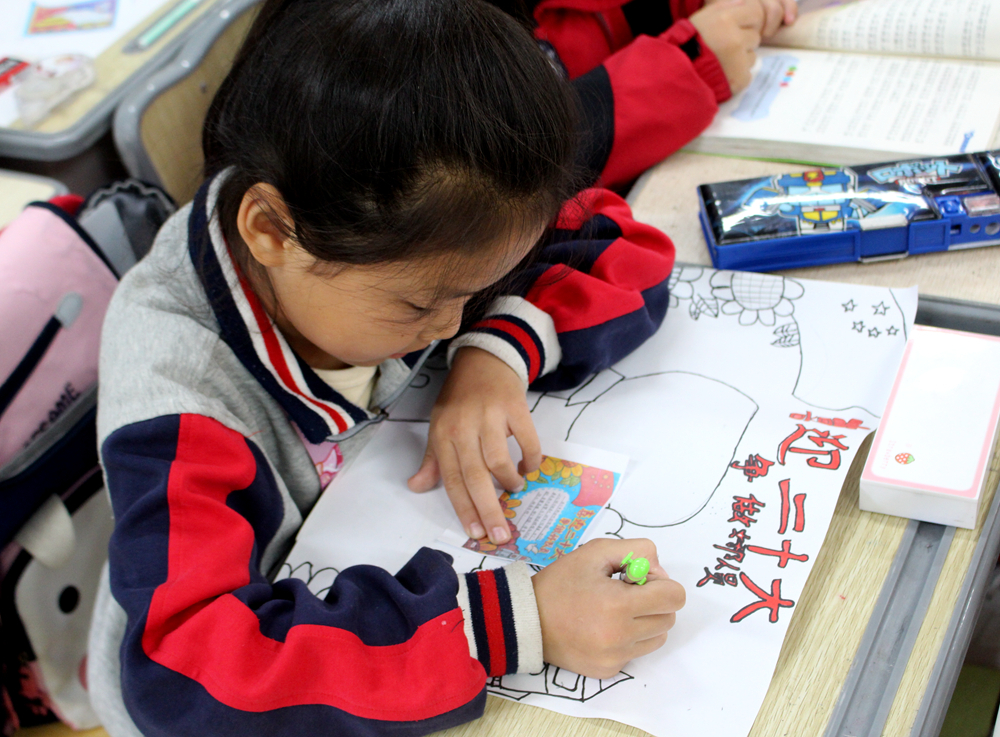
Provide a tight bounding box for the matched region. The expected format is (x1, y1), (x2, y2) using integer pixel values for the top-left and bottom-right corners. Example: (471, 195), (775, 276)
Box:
(188, 176), (373, 444)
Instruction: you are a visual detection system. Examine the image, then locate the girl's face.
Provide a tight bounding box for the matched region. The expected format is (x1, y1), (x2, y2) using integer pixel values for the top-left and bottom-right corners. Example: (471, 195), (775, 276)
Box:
(263, 227), (544, 370)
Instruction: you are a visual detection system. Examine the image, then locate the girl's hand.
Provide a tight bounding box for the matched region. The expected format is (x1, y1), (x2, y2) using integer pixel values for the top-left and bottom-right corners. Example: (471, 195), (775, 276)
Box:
(408, 347), (542, 544)
(533, 538), (686, 678)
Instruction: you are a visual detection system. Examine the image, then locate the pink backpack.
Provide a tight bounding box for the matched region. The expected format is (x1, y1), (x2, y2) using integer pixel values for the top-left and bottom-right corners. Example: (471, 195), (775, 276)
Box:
(0, 183), (174, 733)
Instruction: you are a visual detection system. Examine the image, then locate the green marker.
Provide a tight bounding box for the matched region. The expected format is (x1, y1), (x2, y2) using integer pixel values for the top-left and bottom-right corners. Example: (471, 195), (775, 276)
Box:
(124, 0), (202, 54)
(620, 551), (650, 586)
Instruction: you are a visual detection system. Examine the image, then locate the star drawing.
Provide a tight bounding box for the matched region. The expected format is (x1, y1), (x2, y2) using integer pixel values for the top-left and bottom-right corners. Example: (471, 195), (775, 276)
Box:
(852, 321), (865, 332)
(842, 299), (856, 312)
(868, 327), (881, 338)
(872, 301), (890, 315)
(886, 326), (898, 336)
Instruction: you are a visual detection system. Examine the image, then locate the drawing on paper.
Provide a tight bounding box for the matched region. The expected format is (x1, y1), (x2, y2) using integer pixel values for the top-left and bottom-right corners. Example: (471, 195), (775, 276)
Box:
(488, 665), (633, 703)
(283, 560), (340, 600)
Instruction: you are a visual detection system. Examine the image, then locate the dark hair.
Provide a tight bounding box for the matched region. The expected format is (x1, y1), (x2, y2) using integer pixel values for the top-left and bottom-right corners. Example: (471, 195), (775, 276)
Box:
(203, 0), (580, 289)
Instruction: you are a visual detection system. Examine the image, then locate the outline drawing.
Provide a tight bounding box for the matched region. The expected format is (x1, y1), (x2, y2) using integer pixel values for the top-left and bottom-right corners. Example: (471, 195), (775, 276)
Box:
(280, 265), (915, 709)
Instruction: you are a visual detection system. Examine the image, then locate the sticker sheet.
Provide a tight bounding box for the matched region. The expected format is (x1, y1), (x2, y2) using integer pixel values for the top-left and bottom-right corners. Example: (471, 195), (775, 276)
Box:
(437, 442), (628, 566)
(282, 267), (917, 737)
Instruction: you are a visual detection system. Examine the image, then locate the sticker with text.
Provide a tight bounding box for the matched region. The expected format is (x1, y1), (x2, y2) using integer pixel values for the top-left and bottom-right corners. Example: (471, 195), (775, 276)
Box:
(458, 455), (620, 566)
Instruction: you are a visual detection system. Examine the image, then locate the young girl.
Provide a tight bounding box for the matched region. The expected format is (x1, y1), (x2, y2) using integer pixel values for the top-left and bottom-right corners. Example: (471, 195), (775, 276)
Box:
(88, 1), (685, 734)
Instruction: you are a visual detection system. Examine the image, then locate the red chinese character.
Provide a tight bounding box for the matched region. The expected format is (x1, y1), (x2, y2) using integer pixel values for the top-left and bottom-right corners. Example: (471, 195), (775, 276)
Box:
(777, 479), (807, 534)
(731, 453), (775, 482)
(697, 567), (739, 587)
(729, 493), (765, 527)
(714, 527), (751, 562)
(730, 573), (795, 623)
(747, 539), (809, 568)
(714, 556), (740, 571)
(777, 424), (849, 470)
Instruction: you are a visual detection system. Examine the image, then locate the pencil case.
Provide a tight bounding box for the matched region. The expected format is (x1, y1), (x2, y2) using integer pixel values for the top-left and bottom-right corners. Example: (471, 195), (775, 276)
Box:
(697, 150), (1000, 272)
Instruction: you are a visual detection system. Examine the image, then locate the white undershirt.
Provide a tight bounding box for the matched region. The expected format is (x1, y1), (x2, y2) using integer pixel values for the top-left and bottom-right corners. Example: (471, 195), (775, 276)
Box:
(312, 364), (378, 410)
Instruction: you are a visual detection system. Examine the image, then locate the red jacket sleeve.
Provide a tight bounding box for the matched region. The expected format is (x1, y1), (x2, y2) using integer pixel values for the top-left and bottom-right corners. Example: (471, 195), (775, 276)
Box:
(102, 413), (537, 736)
(532, 0), (731, 188)
(450, 188), (676, 391)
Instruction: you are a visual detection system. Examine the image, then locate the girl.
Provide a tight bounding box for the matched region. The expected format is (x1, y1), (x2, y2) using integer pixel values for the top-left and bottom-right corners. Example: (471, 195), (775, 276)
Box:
(88, 1), (685, 735)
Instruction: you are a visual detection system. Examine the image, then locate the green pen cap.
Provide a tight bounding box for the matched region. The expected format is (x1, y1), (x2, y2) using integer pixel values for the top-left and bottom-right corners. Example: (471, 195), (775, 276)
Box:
(621, 551), (650, 585)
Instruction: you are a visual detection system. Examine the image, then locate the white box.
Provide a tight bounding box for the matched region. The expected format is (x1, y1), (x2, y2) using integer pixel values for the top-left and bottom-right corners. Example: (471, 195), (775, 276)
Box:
(860, 325), (1000, 529)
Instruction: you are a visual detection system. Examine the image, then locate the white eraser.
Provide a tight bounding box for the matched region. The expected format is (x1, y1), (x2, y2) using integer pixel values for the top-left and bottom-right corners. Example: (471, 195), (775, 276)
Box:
(860, 325), (1000, 529)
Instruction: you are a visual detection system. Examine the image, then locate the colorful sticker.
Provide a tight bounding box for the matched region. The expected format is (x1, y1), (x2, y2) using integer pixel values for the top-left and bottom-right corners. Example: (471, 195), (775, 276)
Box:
(27, 0), (116, 35)
(461, 455), (620, 566)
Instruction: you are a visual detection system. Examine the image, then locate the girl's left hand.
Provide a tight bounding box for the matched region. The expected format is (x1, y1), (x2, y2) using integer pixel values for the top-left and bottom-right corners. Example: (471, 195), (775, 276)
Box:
(408, 347), (542, 545)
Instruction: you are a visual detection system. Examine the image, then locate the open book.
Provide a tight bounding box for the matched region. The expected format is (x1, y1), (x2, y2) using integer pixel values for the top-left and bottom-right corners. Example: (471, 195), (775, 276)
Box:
(685, 0), (1000, 164)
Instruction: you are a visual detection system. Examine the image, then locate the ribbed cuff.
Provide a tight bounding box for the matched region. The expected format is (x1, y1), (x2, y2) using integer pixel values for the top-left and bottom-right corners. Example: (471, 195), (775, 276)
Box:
(662, 19), (732, 102)
(448, 296), (561, 386)
(456, 563), (544, 676)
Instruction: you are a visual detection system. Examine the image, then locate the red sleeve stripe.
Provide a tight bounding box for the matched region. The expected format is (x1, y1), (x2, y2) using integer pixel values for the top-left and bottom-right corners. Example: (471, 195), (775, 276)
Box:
(469, 317), (544, 384)
(142, 414), (484, 720)
(464, 570), (519, 677)
(477, 574), (507, 676)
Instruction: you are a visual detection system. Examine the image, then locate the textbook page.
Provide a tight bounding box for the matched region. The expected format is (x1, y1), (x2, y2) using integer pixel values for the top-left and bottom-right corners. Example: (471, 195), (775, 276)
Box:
(685, 47), (1000, 164)
(283, 268), (917, 737)
(771, 0), (1000, 61)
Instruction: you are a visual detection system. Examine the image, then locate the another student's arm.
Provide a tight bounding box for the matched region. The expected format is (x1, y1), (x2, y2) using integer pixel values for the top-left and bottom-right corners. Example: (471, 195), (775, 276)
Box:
(101, 414), (541, 736)
(534, 0), (727, 188)
(534, 0), (773, 188)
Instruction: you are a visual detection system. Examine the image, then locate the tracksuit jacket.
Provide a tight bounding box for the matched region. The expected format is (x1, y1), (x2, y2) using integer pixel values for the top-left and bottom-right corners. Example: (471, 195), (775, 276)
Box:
(514, 0), (732, 189)
(87, 175), (676, 736)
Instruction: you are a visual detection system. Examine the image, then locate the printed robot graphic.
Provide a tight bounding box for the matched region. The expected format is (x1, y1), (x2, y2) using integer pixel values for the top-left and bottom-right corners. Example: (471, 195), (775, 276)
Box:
(736, 168), (917, 234)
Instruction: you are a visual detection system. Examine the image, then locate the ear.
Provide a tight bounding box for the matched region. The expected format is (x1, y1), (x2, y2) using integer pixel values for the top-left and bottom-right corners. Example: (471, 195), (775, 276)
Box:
(236, 184), (296, 268)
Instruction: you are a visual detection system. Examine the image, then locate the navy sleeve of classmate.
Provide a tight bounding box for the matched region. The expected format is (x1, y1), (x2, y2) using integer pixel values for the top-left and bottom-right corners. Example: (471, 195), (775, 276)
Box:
(102, 413), (531, 736)
(449, 187), (676, 391)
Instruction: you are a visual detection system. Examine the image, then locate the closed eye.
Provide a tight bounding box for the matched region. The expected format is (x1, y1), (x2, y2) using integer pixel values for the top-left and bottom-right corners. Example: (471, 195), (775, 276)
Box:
(405, 301), (433, 315)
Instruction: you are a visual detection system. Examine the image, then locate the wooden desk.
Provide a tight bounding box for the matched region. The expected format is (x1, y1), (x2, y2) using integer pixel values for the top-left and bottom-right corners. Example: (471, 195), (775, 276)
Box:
(0, 0), (219, 161)
(0, 168), (65, 227)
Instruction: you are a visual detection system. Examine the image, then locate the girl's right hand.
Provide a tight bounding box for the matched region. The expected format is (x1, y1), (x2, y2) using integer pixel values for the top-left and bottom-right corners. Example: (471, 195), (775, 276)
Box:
(532, 538), (686, 678)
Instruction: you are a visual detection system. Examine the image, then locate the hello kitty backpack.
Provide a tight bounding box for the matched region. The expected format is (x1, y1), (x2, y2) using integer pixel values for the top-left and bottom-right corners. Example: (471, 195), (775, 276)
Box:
(0, 182), (174, 733)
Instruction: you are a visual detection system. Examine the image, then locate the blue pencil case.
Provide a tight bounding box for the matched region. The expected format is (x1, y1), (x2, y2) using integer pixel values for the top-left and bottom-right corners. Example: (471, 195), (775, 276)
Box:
(698, 151), (1000, 272)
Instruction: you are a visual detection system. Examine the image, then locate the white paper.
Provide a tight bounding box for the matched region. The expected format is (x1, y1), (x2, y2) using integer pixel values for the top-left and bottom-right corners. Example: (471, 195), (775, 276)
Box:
(693, 47), (1000, 158)
(775, 0), (1000, 61)
(281, 268), (918, 737)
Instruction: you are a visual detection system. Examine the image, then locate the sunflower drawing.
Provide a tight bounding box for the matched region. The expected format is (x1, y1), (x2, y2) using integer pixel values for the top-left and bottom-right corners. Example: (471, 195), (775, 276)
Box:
(710, 271), (804, 326)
